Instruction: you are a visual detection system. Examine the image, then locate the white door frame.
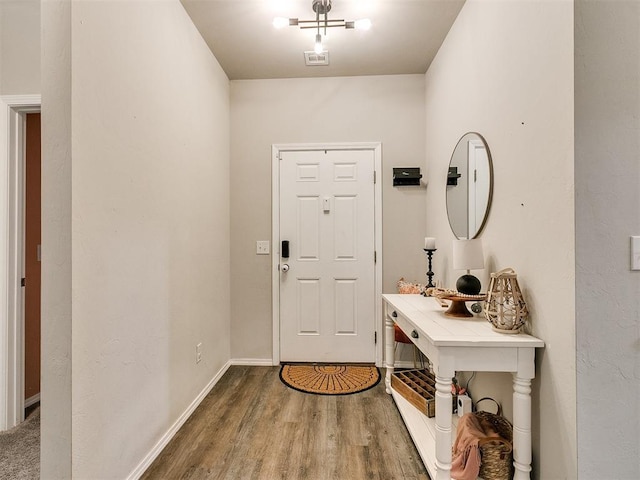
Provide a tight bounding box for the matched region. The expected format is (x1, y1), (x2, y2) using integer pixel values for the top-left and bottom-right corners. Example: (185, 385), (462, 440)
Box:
(272, 142), (383, 367)
(0, 94), (41, 430)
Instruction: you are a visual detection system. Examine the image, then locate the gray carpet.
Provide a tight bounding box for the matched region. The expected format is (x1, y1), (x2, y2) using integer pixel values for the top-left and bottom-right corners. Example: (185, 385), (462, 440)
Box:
(0, 408), (39, 480)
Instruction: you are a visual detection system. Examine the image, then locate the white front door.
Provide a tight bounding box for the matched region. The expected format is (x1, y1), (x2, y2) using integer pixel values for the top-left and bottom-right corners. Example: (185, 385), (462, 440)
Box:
(279, 148), (376, 363)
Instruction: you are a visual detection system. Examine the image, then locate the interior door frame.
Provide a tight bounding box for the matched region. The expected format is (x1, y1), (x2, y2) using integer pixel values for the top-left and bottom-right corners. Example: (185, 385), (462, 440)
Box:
(0, 94), (41, 430)
(271, 142), (383, 367)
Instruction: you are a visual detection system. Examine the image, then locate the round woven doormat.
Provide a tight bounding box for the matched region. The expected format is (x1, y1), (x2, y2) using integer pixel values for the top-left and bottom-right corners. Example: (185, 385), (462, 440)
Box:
(279, 364), (380, 395)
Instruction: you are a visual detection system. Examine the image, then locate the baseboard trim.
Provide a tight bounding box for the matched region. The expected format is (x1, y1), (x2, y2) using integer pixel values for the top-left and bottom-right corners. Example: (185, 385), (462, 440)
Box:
(126, 360), (232, 480)
(230, 358), (412, 369)
(24, 393), (40, 408)
(229, 358), (275, 366)
(230, 358), (397, 368)
(230, 358), (405, 368)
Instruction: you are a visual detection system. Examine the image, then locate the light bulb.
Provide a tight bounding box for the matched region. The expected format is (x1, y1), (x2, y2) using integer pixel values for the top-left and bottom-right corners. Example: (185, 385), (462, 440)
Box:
(273, 17), (289, 29)
(314, 33), (323, 54)
(354, 18), (372, 31)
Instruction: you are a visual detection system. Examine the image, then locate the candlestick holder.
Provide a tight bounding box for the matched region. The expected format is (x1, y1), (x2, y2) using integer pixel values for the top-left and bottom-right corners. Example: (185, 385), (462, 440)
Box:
(423, 248), (436, 288)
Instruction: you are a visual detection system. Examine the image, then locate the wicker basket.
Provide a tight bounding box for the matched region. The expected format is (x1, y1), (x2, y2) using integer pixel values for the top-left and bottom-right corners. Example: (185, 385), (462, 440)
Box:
(475, 398), (513, 480)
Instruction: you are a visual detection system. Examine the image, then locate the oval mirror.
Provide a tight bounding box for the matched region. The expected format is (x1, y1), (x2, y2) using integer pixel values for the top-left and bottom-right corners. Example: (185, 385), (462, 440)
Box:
(446, 132), (493, 239)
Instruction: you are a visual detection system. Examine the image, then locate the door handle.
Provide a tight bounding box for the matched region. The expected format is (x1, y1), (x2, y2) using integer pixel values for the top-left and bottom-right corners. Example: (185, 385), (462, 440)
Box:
(281, 264), (290, 272)
(411, 330), (419, 339)
(282, 240), (290, 259)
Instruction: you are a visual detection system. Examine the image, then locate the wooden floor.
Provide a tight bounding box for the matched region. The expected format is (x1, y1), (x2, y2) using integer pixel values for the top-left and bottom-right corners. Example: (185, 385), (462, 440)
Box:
(142, 366), (428, 480)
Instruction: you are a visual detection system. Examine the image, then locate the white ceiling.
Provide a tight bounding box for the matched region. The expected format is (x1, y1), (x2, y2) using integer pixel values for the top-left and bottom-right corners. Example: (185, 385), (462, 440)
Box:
(181, 0), (465, 80)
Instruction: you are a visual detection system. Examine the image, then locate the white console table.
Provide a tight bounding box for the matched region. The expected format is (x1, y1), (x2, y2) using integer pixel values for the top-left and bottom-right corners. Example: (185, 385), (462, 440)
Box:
(382, 294), (544, 480)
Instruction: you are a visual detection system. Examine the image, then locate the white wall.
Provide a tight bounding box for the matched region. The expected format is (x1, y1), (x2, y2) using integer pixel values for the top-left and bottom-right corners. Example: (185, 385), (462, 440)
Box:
(41, 0), (72, 477)
(0, 4), (3, 89)
(230, 75), (426, 360)
(0, 0), (40, 95)
(575, 1), (640, 478)
(42, 1), (231, 478)
(423, 1), (575, 478)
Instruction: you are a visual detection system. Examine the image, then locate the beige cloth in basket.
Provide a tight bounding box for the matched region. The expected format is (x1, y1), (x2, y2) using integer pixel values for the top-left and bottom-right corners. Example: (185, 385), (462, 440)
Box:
(451, 413), (501, 480)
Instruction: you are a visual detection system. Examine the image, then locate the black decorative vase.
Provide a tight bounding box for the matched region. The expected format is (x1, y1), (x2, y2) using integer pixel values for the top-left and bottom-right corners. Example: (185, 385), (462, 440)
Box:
(456, 274), (481, 295)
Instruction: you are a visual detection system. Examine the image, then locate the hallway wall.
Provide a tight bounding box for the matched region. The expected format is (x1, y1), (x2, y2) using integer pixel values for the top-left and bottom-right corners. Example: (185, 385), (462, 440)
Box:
(41, 0), (72, 475)
(423, 1), (575, 478)
(0, 0), (40, 95)
(230, 75), (426, 361)
(41, 1), (231, 478)
(575, 1), (640, 477)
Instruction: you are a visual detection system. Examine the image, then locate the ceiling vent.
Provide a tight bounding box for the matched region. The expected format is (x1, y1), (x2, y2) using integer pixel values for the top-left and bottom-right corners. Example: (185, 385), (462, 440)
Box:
(304, 51), (329, 66)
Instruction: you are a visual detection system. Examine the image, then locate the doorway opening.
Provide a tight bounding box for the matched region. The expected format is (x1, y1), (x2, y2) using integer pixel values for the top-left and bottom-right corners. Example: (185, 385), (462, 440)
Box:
(0, 95), (41, 430)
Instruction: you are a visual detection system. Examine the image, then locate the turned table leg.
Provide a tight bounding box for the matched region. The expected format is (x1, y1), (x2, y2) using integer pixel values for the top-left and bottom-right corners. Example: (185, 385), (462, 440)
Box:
(384, 311), (395, 394)
(513, 374), (533, 479)
(434, 370), (454, 480)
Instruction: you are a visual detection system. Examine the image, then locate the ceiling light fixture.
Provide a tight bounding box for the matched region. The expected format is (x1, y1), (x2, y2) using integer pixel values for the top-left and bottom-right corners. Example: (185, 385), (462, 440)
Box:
(273, 0), (371, 53)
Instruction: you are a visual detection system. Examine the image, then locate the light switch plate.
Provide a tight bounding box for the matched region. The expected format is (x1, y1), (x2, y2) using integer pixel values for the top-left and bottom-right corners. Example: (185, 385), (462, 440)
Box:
(256, 240), (270, 255)
(631, 236), (640, 270)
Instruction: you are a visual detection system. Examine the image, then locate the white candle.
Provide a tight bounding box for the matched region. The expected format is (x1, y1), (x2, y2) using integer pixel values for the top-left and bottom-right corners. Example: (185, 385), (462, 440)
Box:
(424, 237), (436, 250)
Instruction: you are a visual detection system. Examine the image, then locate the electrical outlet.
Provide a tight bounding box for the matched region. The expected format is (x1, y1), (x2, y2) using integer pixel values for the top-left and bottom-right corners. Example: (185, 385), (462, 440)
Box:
(196, 343), (202, 364)
(256, 240), (270, 255)
(457, 394), (472, 417)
